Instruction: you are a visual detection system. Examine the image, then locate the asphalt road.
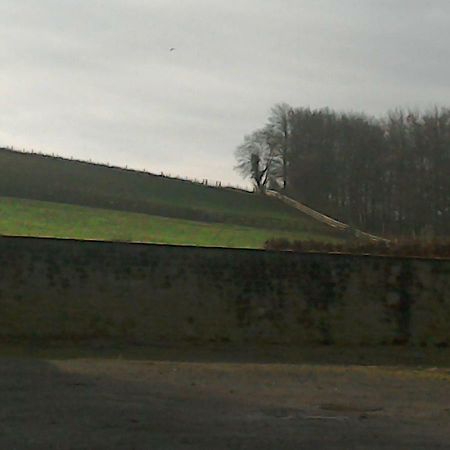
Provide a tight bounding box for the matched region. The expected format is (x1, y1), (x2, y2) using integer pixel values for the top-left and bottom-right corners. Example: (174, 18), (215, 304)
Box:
(0, 347), (449, 449)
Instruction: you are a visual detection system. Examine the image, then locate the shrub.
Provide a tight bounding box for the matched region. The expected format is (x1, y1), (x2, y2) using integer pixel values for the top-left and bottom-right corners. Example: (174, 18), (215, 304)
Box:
(264, 238), (450, 258)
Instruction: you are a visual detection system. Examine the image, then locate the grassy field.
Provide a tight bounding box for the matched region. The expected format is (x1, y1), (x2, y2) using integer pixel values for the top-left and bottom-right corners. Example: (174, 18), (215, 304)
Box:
(0, 148), (339, 236)
(0, 197), (341, 248)
(0, 148), (346, 246)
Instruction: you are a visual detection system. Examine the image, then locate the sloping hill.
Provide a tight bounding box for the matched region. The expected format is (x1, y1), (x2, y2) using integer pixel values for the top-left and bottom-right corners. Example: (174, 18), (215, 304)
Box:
(0, 197), (341, 248)
(0, 148), (344, 244)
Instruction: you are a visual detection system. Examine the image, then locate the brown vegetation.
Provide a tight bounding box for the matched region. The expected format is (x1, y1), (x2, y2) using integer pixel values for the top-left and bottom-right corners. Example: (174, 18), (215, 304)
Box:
(264, 237), (450, 258)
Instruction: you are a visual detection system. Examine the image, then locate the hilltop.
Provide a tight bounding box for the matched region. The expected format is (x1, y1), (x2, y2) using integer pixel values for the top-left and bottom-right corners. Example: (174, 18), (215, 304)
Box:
(0, 148), (344, 247)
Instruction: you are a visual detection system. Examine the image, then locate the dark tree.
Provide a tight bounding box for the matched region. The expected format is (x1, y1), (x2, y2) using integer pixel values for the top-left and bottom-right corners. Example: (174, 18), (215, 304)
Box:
(266, 103), (293, 190)
(235, 104), (450, 237)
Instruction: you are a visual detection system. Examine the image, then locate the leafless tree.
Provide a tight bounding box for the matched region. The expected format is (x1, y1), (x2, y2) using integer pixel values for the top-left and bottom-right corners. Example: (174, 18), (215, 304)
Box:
(234, 128), (279, 193)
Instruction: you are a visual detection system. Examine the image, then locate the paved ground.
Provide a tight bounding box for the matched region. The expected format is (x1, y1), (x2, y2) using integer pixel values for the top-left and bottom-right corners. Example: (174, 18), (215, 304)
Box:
(0, 345), (449, 449)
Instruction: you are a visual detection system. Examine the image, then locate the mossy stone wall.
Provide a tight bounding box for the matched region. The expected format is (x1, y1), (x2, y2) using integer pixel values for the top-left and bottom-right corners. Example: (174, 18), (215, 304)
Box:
(0, 236), (448, 346)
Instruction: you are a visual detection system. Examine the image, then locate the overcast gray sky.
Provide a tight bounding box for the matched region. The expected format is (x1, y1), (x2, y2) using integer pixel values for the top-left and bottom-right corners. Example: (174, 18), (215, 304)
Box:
(1, 0), (450, 186)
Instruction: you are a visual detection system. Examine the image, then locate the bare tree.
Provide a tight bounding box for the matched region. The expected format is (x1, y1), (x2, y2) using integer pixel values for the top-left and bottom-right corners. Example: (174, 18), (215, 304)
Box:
(234, 128), (279, 193)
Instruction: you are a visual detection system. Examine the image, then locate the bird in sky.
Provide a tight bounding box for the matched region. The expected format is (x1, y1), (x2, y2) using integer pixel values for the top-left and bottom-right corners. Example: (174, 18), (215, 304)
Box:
(169, 47), (175, 52)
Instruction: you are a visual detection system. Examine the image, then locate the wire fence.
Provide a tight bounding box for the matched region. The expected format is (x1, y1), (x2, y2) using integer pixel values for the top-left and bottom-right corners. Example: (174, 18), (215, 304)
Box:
(1, 145), (253, 193)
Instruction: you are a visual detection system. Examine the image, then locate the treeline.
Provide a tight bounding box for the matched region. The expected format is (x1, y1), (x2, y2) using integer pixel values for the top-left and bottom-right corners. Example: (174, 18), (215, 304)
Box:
(235, 105), (450, 236)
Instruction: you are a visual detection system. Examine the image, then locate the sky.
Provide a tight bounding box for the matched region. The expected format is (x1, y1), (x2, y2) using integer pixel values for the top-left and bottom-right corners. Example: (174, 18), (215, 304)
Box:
(1, 0), (450, 186)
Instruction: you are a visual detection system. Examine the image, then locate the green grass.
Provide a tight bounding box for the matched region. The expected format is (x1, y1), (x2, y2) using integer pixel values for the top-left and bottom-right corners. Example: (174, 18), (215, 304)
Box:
(0, 148), (346, 246)
(0, 148), (340, 237)
(0, 197), (341, 248)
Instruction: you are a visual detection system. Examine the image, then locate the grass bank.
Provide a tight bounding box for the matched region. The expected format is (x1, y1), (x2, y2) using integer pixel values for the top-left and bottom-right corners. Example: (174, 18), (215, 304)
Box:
(0, 197), (340, 248)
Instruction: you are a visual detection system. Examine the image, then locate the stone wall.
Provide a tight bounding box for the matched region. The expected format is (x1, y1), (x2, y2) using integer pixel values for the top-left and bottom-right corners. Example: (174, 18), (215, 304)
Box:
(0, 236), (449, 346)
